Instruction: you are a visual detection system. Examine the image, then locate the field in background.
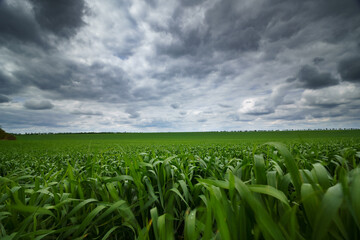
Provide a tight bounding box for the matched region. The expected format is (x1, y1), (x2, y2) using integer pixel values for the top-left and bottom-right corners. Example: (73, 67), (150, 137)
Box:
(1, 130), (360, 239)
(10, 129), (360, 146)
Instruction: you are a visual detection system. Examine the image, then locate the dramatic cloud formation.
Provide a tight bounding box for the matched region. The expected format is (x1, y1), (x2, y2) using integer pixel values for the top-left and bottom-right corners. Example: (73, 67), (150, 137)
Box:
(0, 0), (359, 133)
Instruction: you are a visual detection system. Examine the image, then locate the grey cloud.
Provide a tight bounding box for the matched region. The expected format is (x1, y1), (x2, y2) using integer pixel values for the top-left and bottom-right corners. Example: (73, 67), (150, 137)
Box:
(71, 109), (103, 116)
(313, 57), (325, 65)
(0, 71), (21, 94)
(2, 0), (360, 132)
(154, 0), (265, 59)
(126, 108), (140, 119)
(155, 29), (206, 58)
(259, 86), (359, 124)
(286, 77), (297, 83)
(338, 56), (360, 83)
(151, 59), (214, 80)
(218, 104), (231, 108)
(241, 83), (296, 116)
(131, 86), (159, 101)
(29, 0), (87, 38)
(268, 84), (294, 108)
(304, 106), (358, 121)
(204, 0), (264, 52)
(266, 18), (301, 43)
(13, 59), (131, 103)
(261, 0), (359, 58)
(0, 0), (87, 51)
(0, 95), (10, 103)
(228, 113), (253, 122)
(23, 100), (54, 110)
(197, 118), (207, 123)
(171, 103), (180, 109)
(157, 0), (360, 58)
(266, 100), (360, 122)
(246, 108), (275, 116)
(151, 0), (360, 86)
(180, 0), (206, 7)
(0, 108), (69, 130)
(311, 111), (343, 119)
(301, 87), (360, 108)
(298, 65), (339, 89)
(267, 111), (306, 121)
(0, 1), (45, 47)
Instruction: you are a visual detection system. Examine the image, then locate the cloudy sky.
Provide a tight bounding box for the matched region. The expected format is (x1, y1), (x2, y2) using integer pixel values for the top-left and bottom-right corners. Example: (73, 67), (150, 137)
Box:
(1, 0), (360, 133)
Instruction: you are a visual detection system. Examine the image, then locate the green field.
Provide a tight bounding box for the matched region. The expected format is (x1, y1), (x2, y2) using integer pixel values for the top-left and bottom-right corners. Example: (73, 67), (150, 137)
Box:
(1, 130), (360, 239)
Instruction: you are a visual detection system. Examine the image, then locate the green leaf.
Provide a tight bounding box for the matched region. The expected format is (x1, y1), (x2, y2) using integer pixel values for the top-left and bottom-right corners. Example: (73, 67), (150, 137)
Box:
(233, 173), (286, 240)
(311, 163), (330, 190)
(11, 205), (54, 217)
(185, 209), (197, 240)
(349, 169), (360, 229)
(74, 205), (106, 236)
(301, 183), (320, 228)
(265, 142), (302, 199)
(150, 207), (159, 240)
(101, 226), (119, 240)
(312, 183), (343, 240)
(254, 154), (267, 185)
(248, 185), (290, 206)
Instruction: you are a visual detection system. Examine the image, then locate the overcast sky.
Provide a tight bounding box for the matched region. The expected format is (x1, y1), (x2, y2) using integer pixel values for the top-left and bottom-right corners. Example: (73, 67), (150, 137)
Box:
(1, 0), (360, 133)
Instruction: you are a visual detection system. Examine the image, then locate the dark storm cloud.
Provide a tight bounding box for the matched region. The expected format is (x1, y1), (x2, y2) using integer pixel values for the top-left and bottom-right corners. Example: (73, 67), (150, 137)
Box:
(338, 56), (360, 83)
(30, 0), (87, 38)
(297, 65), (339, 89)
(0, 0), (87, 50)
(154, 0), (360, 59)
(204, 3), (262, 52)
(155, 0), (264, 58)
(0, 95), (10, 103)
(0, 1), (134, 106)
(0, 1), (45, 47)
(23, 100), (54, 110)
(149, 0), (360, 90)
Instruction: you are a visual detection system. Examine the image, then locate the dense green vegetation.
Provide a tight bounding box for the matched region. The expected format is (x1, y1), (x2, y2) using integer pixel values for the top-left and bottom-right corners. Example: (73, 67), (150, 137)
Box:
(0, 130), (360, 239)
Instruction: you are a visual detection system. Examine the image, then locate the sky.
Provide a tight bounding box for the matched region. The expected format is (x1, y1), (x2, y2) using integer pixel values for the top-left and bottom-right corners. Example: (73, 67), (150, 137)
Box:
(1, 0), (360, 133)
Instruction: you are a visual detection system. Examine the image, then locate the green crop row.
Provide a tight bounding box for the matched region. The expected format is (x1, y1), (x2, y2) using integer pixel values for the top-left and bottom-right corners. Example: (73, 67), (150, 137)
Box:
(0, 141), (360, 239)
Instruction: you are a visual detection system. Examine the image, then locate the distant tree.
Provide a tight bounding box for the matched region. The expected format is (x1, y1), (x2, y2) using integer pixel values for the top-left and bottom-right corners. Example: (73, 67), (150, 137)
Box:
(0, 128), (16, 140)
